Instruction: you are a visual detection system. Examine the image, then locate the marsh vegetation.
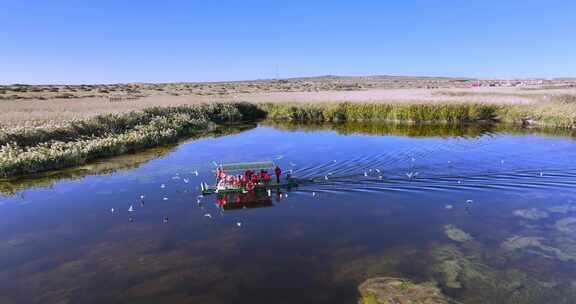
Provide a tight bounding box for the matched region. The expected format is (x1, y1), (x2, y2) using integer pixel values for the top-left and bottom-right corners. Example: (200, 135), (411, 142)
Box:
(0, 103), (264, 177)
(2, 97), (576, 178)
(259, 98), (576, 128)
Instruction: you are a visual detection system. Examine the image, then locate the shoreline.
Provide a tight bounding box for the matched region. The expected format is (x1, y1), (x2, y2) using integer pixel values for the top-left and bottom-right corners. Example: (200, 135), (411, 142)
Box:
(2, 86), (575, 128)
(1, 100), (575, 178)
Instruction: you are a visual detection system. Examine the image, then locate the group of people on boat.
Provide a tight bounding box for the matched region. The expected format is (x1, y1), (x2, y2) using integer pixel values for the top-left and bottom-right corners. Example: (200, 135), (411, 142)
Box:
(215, 166), (283, 191)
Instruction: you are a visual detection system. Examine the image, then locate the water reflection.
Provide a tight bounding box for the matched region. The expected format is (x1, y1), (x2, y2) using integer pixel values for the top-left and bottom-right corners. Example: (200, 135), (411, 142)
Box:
(264, 121), (576, 138)
(1, 123), (576, 303)
(217, 191), (274, 211)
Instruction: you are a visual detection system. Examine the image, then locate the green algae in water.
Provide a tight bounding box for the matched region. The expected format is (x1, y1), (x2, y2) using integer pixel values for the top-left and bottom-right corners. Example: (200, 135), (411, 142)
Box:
(513, 208), (550, 220)
(444, 225), (474, 243)
(358, 277), (452, 304)
(429, 244), (568, 304)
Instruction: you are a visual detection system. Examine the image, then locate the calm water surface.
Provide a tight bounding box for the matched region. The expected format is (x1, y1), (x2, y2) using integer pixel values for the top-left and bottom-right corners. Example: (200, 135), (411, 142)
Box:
(1, 123), (576, 304)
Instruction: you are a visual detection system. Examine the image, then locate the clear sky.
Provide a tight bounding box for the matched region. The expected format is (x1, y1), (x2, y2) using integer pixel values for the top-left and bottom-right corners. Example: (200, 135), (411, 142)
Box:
(1, 0), (575, 84)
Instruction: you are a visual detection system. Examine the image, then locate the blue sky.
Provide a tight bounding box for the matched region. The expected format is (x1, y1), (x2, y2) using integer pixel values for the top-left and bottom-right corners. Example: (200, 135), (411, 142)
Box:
(1, 0), (575, 84)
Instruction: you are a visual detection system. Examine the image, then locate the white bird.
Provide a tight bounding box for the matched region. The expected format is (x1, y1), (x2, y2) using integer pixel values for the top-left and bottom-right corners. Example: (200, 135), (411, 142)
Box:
(160, 184), (166, 189)
(457, 180), (462, 184)
(193, 170), (199, 176)
(466, 199), (473, 204)
(406, 172), (419, 179)
(364, 172), (368, 177)
(204, 213), (212, 219)
(333, 160), (337, 163)
(312, 192), (316, 197)
(285, 193), (288, 198)
(236, 222), (242, 227)
(445, 205), (454, 210)
(324, 175), (329, 180)
(128, 205), (134, 212)
(183, 178), (189, 183)
(290, 162), (296, 167)
(140, 195), (145, 200)
(163, 197), (168, 201)
(110, 208), (115, 213)
(375, 169), (381, 173)
(172, 176), (181, 180)
(196, 198), (201, 204)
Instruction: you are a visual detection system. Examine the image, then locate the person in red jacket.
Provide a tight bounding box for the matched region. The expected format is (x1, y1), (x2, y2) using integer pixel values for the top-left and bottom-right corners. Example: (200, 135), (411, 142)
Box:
(274, 166), (282, 184)
(216, 167), (226, 181)
(262, 171), (271, 184)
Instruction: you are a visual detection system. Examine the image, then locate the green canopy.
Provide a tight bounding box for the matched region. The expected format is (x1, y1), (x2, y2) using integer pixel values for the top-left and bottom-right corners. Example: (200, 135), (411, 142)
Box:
(220, 161), (276, 171)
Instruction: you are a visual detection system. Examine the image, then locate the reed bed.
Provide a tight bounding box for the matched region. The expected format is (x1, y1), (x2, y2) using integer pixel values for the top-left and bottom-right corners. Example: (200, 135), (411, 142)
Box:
(0, 124), (255, 195)
(0, 103), (263, 147)
(496, 97), (576, 128)
(0, 103), (264, 177)
(258, 99), (576, 128)
(259, 102), (500, 123)
(1, 99), (575, 178)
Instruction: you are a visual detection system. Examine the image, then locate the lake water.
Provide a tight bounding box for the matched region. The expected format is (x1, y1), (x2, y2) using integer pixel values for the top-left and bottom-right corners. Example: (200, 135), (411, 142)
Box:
(1, 123), (576, 303)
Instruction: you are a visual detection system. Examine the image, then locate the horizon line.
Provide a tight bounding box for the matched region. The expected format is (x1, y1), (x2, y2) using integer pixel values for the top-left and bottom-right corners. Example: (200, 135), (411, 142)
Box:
(2, 73), (575, 86)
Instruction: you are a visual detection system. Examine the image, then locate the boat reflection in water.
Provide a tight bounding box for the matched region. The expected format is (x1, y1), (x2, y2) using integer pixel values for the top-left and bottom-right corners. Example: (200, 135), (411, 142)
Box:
(215, 187), (293, 211)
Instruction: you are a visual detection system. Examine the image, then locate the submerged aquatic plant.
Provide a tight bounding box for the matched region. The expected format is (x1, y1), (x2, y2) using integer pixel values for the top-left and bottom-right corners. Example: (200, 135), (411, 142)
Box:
(358, 277), (452, 304)
(513, 208), (549, 220)
(429, 244), (566, 303)
(501, 235), (576, 262)
(444, 225), (474, 243)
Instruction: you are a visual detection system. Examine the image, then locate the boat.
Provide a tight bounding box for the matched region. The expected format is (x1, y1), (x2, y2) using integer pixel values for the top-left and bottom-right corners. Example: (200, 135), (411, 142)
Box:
(200, 161), (298, 195)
